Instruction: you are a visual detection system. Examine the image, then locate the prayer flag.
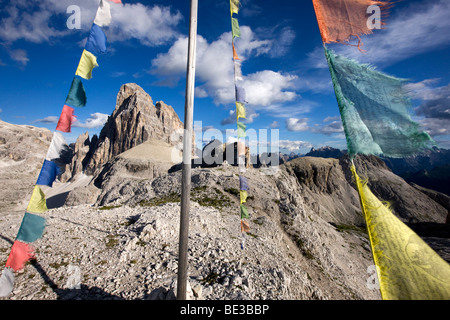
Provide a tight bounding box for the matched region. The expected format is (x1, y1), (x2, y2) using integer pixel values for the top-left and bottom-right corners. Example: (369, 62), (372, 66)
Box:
(65, 77), (87, 107)
(85, 23), (107, 56)
(5, 241), (35, 271)
(46, 132), (68, 161)
(0, 268), (14, 297)
(108, 0), (122, 3)
(325, 47), (433, 158)
(312, 0), (392, 50)
(234, 61), (243, 82)
(56, 105), (76, 133)
(27, 186), (47, 214)
(237, 121), (246, 138)
(94, 0), (112, 27)
(16, 212), (46, 244)
(351, 163), (450, 299)
(235, 85), (246, 103)
(36, 160), (60, 187)
(230, 0), (240, 16)
(239, 176), (249, 191)
(241, 220), (250, 233)
(236, 102), (246, 119)
(232, 42), (241, 60)
(231, 17), (241, 39)
(240, 204), (249, 219)
(240, 190), (248, 204)
(75, 49), (99, 80)
(237, 141), (246, 157)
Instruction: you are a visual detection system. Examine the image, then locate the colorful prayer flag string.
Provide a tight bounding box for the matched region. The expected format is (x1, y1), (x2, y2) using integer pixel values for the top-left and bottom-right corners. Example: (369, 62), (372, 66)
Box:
(312, 0), (450, 300)
(0, 0), (123, 297)
(229, 0), (250, 249)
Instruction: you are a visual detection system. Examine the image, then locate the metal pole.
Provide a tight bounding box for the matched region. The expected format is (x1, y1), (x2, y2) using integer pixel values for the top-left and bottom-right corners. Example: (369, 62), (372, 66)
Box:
(177, 0), (198, 300)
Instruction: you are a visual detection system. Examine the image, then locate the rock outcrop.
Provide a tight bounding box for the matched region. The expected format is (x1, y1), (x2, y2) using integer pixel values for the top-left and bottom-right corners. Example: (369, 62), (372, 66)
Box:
(63, 83), (186, 180)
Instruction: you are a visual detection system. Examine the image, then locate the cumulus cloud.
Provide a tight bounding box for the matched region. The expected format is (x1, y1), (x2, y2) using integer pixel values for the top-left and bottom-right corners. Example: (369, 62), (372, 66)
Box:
(0, 0), (182, 46)
(286, 118), (309, 132)
(73, 112), (108, 129)
(151, 26), (298, 108)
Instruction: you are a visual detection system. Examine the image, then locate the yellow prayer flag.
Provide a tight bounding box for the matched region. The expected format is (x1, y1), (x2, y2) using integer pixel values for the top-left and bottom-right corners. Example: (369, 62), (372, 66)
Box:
(75, 49), (99, 80)
(236, 102), (246, 119)
(240, 190), (248, 204)
(351, 163), (450, 300)
(27, 186), (48, 214)
(230, 0), (239, 16)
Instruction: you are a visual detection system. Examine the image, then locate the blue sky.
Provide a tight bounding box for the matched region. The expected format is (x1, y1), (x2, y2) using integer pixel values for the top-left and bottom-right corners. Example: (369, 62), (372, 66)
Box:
(1, 0), (449, 155)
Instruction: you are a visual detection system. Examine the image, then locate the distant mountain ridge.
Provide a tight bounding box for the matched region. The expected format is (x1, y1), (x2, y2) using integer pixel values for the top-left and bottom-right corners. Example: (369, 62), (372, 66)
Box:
(294, 146), (450, 197)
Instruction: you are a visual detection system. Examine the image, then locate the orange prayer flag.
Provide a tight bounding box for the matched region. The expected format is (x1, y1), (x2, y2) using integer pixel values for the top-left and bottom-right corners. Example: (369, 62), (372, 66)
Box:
(241, 220), (250, 233)
(312, 0), (391, 50)
(232, 41), (241, 61)
(5, 241), (35, 271)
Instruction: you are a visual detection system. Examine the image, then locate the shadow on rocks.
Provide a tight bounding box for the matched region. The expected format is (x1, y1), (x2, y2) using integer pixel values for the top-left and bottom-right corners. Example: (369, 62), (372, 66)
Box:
(30, 260), (124, 300)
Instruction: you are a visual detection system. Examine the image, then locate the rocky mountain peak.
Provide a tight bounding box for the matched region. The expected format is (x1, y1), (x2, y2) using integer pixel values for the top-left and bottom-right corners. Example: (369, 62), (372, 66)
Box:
(65, 83), (185, 179)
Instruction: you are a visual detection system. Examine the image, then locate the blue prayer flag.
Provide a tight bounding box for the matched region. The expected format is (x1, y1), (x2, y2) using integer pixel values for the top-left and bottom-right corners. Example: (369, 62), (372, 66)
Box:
(36, 160), (60, 187)
(85, 23), (107, 56)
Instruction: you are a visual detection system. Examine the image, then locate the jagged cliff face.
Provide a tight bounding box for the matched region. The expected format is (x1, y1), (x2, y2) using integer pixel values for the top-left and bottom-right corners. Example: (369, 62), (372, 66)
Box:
(65, 83), (185, 179)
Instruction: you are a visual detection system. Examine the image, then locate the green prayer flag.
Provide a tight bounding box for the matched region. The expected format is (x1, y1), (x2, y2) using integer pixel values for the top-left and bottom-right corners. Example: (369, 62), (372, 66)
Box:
(232, 17), (240, 39)
(240, 204), (249, 219)
(16, 212), (46, 243)
(65, 77), (87, 107)
(324, 46), (433, 158)
(237, 121), (246, 138)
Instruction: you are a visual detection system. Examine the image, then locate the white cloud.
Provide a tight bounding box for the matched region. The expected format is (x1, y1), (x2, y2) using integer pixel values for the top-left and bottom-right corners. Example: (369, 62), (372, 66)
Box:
(243, 71), (298, 107)
(323, 116), (340, 122)
(108, 3), (182, 46)
(73, 113), (108, 129)
(270, 121), (279, 128)
(312, 120), (344, 135)
(407, 80), (450, 138)
(9, 49), (29, 66)
(0, 0), (182, 47)
(286, 118), (309, 132)
(151, 27), (298, 108)
(34, 116), (59, 124)
(277, 140), (312, 152)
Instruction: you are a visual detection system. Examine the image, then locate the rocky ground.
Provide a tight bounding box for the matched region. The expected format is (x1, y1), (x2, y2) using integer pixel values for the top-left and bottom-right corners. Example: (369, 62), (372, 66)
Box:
(0, 202), (377, 300)
(0, 164), (383, 300)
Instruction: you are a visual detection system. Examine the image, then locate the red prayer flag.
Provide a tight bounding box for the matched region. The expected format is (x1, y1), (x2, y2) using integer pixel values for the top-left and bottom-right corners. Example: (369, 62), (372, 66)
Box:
(5, 241), (35, 271)
(56, 105), (76, 133)
(107, 0), (122, 3)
